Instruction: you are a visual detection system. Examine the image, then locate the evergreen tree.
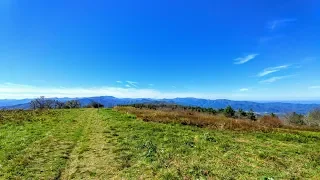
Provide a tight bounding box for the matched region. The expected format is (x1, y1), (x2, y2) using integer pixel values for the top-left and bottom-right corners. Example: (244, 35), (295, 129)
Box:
(247, 109), (256, 121)
(224, 105), (235, 117)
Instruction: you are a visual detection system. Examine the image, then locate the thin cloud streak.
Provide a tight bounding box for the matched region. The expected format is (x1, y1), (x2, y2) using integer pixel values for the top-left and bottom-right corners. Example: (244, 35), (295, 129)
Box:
(259, 75), (293, 84)
(0, 83), (222, 100)
(234, 54), (259, 64)
(126, 81), (138, 87)
(268, 18), (296, 31)
(239, 88), (249, 92)
(116, 81), (122, 83)
(309, 86), (320, 89)
(258, 65), (290, 77)
(0, 83), (320, 101)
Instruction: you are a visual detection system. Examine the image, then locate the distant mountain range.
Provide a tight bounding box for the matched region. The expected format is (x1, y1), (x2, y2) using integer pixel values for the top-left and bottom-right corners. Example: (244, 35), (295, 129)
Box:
(1, 96), (320, 114)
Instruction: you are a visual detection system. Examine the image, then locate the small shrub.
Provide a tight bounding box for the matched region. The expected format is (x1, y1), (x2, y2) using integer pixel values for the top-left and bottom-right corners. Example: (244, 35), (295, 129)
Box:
(236, 108), (247, 118)
(203, 133), (217, 142)
(259, 115), (283, 128)
(270, 113), (277, 118)
(85, 101), (104, 108)
(247, 109), (257, 121)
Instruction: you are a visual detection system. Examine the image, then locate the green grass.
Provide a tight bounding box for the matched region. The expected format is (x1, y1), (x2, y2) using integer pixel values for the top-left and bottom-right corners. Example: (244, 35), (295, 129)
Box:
(0, 109), (320, 179)
(0, 109), (85, 179)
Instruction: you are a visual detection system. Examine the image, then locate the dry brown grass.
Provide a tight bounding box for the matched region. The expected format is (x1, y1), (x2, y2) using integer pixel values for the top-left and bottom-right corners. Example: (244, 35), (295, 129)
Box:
(259, 115), (283, 128)
(114, 106), (270, 131)
(114, 106), (320, 132)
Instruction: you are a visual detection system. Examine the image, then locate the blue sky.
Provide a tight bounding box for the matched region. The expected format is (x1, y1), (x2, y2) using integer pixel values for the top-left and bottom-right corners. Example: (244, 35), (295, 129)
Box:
(0, 0), (320, 100)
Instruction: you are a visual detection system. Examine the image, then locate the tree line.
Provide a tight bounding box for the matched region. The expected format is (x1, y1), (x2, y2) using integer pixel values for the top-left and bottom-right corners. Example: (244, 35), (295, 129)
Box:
(30, 96), (104, 110)
(119, 103), (257, 121)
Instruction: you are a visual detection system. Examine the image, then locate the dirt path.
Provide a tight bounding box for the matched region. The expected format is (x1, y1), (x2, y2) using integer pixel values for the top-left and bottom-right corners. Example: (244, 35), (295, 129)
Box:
(60, 109), (119, 179)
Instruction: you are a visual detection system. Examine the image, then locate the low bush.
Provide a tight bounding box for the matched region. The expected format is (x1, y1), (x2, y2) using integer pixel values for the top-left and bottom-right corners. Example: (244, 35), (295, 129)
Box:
(236, 109), (247, 118)
(247, 109), (257, 121)
(85, 101), (104, 108)
(224, 106), (235, 118)
(259, 115), (283, 128)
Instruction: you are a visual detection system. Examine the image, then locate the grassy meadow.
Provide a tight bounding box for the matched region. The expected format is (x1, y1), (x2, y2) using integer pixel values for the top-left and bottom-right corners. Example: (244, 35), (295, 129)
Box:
(0, 108), (320, 179)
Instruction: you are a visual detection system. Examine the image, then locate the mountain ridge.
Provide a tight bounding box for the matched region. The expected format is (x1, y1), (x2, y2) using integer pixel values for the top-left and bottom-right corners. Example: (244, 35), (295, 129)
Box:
(1, 96), (320, 114)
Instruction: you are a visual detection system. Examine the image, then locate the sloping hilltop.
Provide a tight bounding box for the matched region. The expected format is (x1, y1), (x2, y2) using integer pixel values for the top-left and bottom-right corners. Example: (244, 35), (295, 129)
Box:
(0, 109), (320, 179)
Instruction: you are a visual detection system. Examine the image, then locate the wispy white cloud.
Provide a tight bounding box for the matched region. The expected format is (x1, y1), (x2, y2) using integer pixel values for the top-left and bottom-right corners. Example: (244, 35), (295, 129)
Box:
(259, 75), (293, 84)
(309, 86), (320, 89)
(148, 84), (154, 86)
(258, 65), (290, 77)
(125, 84), (131, 88)
(1, 83), (320, 101)
(0, 83), (218, 99)
(268, 18), (296, 31)
(116, 81), (122, 83)
(239, 88), (249, 92)
(126, 81), (137, 84)
(0, 83), (33, 89)
(126, 81), (138, 87)
(234, 54), (259, 64)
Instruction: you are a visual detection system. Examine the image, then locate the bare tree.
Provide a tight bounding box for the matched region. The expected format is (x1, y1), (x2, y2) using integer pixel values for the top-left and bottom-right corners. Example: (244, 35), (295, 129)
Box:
(30, 100), (37, 110)
(30, 97), (81, 110)
(54, 100), (65, 109)
(284, 112), (305, 125)
(44, 99), (55, 109)
(65, 100), (81, 109)
(305, 108), (320, 127)
(30, 96), (46, 110)
(30, 96), (56, 110)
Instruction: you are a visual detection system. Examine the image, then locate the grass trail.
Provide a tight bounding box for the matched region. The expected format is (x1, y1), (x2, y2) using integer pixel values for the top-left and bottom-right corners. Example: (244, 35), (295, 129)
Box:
(0, 109), (120, 179)
(60, 109), (119, 179)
